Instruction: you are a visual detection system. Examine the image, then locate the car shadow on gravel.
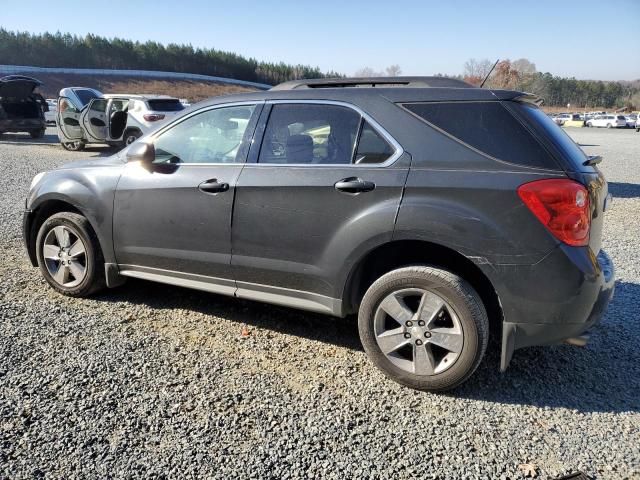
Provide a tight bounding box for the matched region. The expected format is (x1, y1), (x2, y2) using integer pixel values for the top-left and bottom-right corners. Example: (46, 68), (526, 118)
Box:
(453, 280), (640, 414)
(95, 278), (363, 351)
(608, 182), (640, 199)
(95, 278), (639, 413)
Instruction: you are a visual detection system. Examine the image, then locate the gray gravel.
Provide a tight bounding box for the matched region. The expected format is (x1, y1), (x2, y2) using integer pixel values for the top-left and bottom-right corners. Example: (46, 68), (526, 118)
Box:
(1, 127), (639, 479)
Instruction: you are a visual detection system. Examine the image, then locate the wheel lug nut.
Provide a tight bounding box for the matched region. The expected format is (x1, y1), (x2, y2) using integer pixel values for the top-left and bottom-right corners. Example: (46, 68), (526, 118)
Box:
(406, 321), (413, 327)
(418, 320), (425, 327)
(415, 339), (423, 346)
(404, 333), (411, 339)
(424, 332), (432, 338)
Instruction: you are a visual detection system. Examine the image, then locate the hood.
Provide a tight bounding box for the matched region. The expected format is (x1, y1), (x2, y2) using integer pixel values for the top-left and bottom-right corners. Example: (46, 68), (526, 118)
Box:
(59, 154), (126, 170)
(0, 75), (43, 99)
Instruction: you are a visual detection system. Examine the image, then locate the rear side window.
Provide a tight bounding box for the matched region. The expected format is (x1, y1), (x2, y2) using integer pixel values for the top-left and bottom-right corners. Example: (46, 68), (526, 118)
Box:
(147, 99), (185, 112)
(258, 104), (360, 164)
(402, 101), (555, 169)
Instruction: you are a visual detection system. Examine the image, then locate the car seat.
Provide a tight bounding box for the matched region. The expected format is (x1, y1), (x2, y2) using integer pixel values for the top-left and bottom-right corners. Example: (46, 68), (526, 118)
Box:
(285, 134), (314, 164)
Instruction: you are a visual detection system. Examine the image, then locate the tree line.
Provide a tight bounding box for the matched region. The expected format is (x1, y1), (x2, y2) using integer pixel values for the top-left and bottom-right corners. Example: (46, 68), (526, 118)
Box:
(0, 29), (341, 86)
(463, 58), (639, 109)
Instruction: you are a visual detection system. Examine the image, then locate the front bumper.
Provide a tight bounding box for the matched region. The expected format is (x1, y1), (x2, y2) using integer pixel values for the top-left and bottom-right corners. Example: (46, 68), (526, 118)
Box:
(500, 249), (615, 371)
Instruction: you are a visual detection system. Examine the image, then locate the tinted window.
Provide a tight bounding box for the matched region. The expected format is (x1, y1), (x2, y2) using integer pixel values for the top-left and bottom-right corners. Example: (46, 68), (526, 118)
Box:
(403, 101), (554, 168)
(147, 99), (185, 112)
(259, 104), (360, 164)
(74, 89), (100, 107)
(354, 121), (395, 164)
(89, 99), (107, 112)
(153, 105), (255, 164)
(514, 103), (588, 171)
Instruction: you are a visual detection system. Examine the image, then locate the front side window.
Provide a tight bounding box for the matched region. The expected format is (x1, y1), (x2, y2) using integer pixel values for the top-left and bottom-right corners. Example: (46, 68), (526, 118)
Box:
(153, 105), (255, 164)
(89, 99), (107, 112)
(258, 104), (361, 164)
(59, 97), (78, 113)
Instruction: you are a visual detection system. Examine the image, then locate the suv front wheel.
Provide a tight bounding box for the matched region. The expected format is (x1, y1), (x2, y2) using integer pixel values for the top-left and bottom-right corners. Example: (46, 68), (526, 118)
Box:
(35, 212), (106, 297)
(358, 266), (489, 392)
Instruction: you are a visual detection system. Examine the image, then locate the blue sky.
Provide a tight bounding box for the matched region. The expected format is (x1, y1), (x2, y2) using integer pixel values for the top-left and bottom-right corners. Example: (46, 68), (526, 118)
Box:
(2, 0), (639, 80)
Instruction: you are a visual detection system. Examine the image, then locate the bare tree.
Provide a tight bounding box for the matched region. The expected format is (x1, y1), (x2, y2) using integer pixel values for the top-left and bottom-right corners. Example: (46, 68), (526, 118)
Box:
(385, 64), (402, 76)
(354, 65), (402, 77)
(511, 58), (537, 75)
(354, 67), (384, 77)
(463, 58), (494, 85)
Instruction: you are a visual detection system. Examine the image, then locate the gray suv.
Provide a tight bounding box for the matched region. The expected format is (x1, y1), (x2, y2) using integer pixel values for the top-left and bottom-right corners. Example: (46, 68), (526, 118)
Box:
(23, 77), (615, 391)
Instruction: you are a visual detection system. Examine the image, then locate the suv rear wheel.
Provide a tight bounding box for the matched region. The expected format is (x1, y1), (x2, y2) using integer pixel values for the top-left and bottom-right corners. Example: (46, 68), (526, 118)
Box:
(61, 141), (85, 151)
(35, 212), (105, 297)
(123, 129), (142, 147)
(358, 266), (488, 391)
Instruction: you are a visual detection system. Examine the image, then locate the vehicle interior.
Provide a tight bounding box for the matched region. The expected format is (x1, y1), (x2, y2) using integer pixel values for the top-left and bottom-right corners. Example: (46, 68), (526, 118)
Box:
(0, 97), (41, 119)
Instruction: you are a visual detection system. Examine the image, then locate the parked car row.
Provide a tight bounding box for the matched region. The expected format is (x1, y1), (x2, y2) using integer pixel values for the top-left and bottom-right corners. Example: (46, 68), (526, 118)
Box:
(549, 111), (638, 129)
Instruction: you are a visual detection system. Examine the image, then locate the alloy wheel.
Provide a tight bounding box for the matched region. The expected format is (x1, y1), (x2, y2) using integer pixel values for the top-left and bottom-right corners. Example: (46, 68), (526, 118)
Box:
(42, 226), (88, 288)
(374, 288), (464, 375)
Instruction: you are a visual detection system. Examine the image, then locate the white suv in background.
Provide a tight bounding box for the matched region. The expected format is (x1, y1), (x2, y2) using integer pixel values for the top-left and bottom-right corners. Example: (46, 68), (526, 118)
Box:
(109, 94), (186, 146)
(56, 88), (185, 151)
(586, 114), (627, 128)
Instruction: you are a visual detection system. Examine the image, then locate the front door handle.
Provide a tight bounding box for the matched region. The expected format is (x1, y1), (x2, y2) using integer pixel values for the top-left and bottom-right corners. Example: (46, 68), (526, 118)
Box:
(334, 177), (376, 194)
(198, 178), (229, 194)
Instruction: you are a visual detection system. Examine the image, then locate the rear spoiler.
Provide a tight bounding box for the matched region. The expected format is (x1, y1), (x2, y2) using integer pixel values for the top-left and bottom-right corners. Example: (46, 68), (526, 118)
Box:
(513, 93), (544, 106)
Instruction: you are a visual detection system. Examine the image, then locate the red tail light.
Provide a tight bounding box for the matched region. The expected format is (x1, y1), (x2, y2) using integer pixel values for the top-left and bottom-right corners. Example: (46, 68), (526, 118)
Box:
(143, 114), (165, 121)
(517, 179), (590, 246)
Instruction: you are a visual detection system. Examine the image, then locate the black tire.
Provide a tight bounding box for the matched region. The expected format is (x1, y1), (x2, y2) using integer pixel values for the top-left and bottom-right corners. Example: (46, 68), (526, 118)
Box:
(61, 141), (85, 151)
(358, 266), (489, 392)
(30, 128), (45, 139)
(35, 212), (106, 297)
(122, 129), (142, 148)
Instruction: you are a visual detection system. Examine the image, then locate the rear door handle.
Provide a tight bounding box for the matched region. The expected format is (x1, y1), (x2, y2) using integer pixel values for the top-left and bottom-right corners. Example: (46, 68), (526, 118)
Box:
(198, 178), (229, 194)
(334, 177), (376, 194)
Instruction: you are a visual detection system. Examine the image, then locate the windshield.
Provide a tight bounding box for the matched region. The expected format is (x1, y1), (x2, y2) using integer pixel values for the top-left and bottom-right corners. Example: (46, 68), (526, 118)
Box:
(74, 89), (100, 107)
(515, 103), (590, 171)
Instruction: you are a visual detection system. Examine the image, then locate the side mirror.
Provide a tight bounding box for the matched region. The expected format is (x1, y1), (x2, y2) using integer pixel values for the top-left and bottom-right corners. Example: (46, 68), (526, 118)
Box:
(126, 142), (155, 164)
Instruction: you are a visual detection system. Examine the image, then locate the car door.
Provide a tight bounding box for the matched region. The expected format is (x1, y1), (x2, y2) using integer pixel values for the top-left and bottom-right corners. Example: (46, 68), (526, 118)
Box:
(113, 102), (262, 292)
(230, 101), (410, 314)
(57, 96), (83, 140)
(106, 97), (129, 141)
(81, 98), (109, 142)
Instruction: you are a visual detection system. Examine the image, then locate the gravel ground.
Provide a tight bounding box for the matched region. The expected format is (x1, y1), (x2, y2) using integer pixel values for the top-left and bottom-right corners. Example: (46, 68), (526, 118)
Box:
(0, 127), (638, 479)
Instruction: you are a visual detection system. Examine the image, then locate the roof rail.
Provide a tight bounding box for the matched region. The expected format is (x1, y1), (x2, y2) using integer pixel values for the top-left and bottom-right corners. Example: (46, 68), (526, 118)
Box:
(271, 76), (474, 90)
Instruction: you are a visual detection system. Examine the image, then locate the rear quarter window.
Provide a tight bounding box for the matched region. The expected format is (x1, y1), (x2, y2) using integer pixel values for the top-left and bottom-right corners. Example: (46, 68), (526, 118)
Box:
(401, 101), (558, 169)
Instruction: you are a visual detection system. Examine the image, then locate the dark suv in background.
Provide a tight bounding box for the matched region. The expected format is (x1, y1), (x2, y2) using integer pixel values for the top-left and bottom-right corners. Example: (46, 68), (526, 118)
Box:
(23, 77), (615, 391)
(0, 75), (47, 138)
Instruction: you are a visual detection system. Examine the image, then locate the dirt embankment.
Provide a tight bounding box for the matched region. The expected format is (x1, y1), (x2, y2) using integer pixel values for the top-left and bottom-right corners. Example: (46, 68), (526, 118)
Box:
(24, 72), (258, 102)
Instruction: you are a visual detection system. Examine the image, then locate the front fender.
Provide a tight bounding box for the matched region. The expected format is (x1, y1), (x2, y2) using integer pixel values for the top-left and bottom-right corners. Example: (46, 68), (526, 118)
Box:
(27, 165), (123, 264)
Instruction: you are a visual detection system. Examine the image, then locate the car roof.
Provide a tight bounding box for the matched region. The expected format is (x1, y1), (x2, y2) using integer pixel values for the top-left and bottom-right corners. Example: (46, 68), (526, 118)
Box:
(195, 85), (530, 109)
(103, 94), (178, 100)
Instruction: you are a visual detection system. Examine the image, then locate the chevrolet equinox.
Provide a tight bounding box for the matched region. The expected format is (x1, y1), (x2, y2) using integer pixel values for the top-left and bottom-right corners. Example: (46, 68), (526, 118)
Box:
(23, 77), (615, 391)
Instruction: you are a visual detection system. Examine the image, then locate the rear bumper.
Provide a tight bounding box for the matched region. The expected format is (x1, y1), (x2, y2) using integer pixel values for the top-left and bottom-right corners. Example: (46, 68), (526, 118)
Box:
(499, 249), (615, 371)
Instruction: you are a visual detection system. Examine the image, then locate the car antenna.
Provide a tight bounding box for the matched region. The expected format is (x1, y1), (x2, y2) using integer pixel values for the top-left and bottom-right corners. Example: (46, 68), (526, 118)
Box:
(479, 59), (500, 88)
